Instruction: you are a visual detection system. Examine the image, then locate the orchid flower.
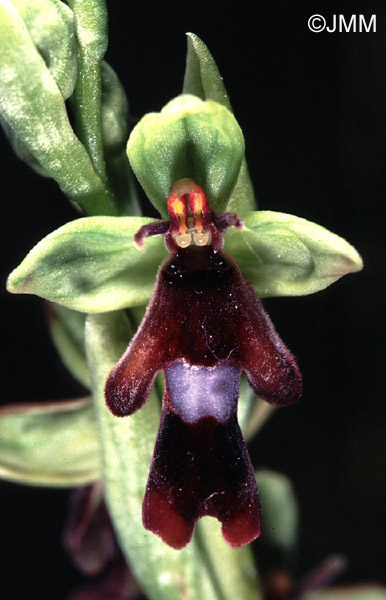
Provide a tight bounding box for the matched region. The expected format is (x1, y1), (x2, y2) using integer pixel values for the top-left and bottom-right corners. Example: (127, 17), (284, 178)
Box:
(105, 177), (302, 549)
(4, 89), (361, 553)
(0, 3), (364, 597)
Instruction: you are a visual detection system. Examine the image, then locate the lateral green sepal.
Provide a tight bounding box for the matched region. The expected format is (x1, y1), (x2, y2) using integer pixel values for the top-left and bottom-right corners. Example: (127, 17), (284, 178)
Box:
(7, 216), (165, 313)
(225, 211), (363, 297)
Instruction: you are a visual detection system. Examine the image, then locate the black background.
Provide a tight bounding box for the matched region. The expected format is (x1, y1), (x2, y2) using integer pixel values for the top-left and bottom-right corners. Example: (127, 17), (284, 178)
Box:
(1, 1), (385, 598)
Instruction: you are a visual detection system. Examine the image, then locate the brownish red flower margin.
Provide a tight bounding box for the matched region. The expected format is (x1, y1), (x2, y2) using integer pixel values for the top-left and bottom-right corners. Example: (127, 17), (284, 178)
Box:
(105, 179), (302, 550)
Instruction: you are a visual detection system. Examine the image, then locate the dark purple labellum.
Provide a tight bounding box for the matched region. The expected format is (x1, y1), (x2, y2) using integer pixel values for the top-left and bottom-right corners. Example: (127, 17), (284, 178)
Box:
(105, 179), (302, 549)
(143, 411), (261, 549)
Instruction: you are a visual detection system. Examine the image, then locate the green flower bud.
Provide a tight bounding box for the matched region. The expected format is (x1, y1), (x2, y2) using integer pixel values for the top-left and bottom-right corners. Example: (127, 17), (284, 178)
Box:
(0, 0), (77, 177)
(127, 94), (245, 217)
(12, 0), (77, 100)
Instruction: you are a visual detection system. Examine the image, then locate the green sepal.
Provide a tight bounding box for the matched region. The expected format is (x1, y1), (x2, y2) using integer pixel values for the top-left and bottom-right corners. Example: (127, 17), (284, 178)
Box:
(183, 33), (232, 111)
(7, 210), (362, 312)
(127, 94), (245, 217)
(0, 0), (116, 216)
(7, 216), (164, 313)
(86, 311), (261, 600)
(183, 33), (256, 215)
(47, 303), (90, 388)
(225, 211), (363, 297)
(0, 398), (101, 486)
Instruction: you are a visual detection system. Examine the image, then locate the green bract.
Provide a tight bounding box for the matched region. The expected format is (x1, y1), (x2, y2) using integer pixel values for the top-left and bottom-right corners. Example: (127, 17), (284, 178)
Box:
(101, 61), (129, 157)
(47, 303), (90, 388)
(256, 470), (298, 554)
(0, 398), (100, 486)
(127, 94), (245, 217)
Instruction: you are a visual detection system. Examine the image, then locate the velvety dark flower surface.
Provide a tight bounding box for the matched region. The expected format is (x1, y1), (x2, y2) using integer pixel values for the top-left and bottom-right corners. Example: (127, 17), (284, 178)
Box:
(105, 179), (302, 549)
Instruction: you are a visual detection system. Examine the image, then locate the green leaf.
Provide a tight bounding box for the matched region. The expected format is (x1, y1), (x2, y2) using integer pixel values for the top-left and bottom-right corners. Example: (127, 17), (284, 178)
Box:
(86, 311), (260, 600)
(12, 0), (77, 99)
(0, 398), (101, 486)
(67, 0), (109, 184)
(0, 0), (116, 215)
(183, 33), (256, 215)
(47, 303), (90, 388)
(7, 216), (165, 313)
(224, 211), (363, 297)
(127, 94), (245, 217)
